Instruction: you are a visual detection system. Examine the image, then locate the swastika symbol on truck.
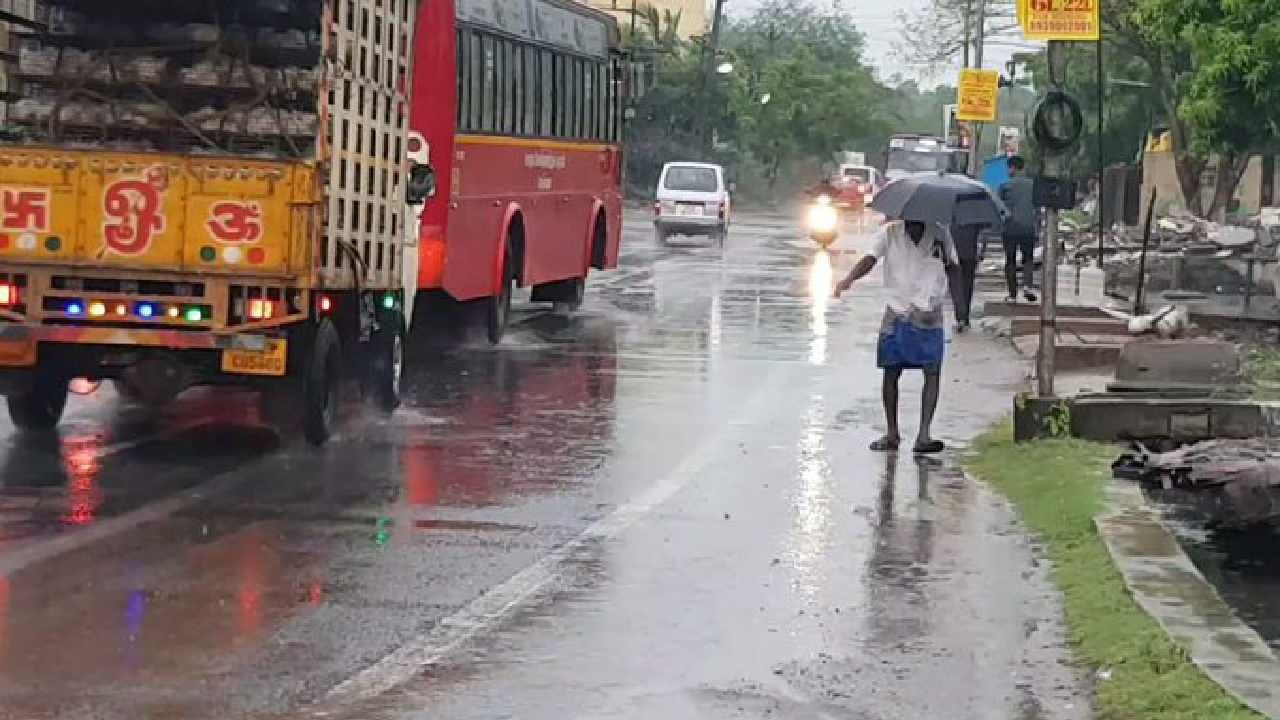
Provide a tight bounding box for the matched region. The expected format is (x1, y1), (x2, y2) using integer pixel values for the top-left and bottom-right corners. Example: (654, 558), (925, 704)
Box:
(207, 201), (264, 243)
(103, 167), (168, 256)
(1, 189), (50, 233)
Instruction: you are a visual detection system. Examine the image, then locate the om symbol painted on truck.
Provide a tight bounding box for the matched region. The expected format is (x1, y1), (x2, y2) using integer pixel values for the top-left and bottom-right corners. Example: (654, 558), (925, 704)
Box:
(206, 201), (264, 244)
(102, 166), (169, 256)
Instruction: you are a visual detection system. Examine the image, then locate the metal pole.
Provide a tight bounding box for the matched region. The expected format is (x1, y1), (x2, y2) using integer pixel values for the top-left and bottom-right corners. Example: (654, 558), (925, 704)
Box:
(967, 0), (986, 176)
(1133, 188), (1157, 315)
(1096, 37), (1105, 268)
(1038, 207), (1059, 397)
(700, 0), (728, 152)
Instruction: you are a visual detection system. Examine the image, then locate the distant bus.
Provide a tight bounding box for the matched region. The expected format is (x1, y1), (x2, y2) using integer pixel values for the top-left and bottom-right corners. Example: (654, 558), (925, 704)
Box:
(410, 0), (627, 343)
(884, 134), (968, 181)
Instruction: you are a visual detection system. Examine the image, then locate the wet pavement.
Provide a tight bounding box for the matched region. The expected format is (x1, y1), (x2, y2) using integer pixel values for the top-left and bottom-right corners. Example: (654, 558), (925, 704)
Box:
(0, 210), (1086, 719)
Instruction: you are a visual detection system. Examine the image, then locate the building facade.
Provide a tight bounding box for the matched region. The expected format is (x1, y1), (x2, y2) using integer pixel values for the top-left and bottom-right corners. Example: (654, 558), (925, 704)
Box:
(586, 0), (708, 41)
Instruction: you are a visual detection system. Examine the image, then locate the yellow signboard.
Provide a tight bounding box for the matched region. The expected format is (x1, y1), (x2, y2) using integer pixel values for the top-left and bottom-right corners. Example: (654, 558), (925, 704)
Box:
(1022, 0), (1100, 41)
(957, 69), (1000, 123)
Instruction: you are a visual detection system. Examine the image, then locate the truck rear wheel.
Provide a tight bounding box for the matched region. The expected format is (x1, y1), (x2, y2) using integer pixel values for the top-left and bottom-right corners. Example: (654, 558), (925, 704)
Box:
(366, 310), (404, 413)
(8, 373), (69, 431)
(304, 320), (342, 446)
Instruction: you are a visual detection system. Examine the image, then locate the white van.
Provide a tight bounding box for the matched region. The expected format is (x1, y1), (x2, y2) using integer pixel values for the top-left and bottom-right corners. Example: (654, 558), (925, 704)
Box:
(653, 162), (731, 244)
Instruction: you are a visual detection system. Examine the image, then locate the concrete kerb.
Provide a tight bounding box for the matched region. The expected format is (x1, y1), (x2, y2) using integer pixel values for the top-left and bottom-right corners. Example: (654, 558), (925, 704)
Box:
(1097, 479), (1280, 719)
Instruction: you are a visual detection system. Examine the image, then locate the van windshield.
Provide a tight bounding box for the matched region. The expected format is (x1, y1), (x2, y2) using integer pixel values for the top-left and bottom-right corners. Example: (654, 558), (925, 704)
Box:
(664, 166), (719, 192)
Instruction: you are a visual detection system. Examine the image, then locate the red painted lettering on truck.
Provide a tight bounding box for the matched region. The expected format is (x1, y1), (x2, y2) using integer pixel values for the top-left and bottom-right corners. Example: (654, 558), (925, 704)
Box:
(102, 166), (168, 255)
(207, 201), (264, 243)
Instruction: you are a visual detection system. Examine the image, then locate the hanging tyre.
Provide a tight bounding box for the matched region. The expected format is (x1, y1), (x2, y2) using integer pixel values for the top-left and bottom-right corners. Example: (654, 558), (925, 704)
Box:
(487, 242), (514, 345)
(8, 372), (69, 431)
(303, 319), (342, 446)
(367, 309), (405, 413)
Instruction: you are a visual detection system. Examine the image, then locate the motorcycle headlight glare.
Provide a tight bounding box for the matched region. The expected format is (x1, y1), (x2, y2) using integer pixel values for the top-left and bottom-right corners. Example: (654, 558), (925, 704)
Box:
(808, 204), (839, 234)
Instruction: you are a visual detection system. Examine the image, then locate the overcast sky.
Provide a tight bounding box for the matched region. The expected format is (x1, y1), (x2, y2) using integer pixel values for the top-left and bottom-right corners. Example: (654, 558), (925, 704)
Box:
(727, 0), (1039, 88)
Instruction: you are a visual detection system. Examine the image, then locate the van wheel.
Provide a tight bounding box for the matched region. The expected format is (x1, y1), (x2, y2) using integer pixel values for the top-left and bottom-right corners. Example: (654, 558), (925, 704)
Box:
(9, 372), (69, 431)
(367, 310), (404, 413)
(487, 244), (514, 344)
(303, 319), (342, 445)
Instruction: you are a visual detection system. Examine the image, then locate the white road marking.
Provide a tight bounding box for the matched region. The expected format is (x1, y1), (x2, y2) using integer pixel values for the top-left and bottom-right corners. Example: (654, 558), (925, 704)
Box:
(322, 368), (788, 705)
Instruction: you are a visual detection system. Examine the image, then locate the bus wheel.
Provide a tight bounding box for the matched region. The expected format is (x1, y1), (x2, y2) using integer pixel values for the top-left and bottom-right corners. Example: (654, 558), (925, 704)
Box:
(366, 310), (405, 413)
(8, 372), (69, 431)
(486, 244), (514, 344)
(559, 277), (585, 312)
(303, 319), (342, 446)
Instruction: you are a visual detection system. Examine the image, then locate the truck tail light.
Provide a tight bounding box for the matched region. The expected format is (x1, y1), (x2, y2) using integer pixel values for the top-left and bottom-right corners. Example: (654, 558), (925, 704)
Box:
(318, 295), (334, 314)
(0, 283), (16, 307)
(248, 299), (276, 320)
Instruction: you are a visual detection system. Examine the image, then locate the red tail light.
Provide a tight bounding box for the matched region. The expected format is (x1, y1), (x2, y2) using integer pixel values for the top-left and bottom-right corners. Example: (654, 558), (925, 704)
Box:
(318, 295), (334, 313)
(0, 283), (15, 307)
(653, 202), (661, 217)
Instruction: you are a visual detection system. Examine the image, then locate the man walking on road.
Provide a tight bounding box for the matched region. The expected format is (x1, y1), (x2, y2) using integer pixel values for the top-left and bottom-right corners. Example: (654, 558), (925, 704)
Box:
(946, 222), (985, 332)
(835, 218), (957, 455)
(999, 156), (1039, 303)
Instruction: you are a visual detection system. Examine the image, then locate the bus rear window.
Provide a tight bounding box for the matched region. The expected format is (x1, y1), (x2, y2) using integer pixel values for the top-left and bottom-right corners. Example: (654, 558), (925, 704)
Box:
(663, 167), (718, 192)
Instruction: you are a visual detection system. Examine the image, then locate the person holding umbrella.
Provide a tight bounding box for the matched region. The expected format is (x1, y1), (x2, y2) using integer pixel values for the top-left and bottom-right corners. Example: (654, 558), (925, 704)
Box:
(833, 173), (1004, 455)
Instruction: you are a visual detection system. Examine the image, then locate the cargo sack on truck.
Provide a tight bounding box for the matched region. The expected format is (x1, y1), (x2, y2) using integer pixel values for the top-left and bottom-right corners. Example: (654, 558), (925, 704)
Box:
(6, 0), (325, 159)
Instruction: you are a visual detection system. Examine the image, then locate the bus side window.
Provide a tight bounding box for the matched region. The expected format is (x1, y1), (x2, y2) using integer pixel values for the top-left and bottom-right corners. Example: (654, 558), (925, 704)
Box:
(540, 49), (550, 136)
(456, 30), (465, 129)
(522, 45), (536, 136)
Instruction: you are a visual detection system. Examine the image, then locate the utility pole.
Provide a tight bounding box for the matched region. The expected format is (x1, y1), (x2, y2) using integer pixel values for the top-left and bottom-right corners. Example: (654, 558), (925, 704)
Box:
(967, 0), (986, 176)
(1037, 41), (1070, 398)
(700, 0), (728, 152)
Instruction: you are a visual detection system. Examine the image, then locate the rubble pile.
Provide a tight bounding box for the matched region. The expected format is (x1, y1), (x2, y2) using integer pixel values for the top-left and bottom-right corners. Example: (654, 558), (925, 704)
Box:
(1114, 439), (1280, 528)
(1057, 206), (1280, 303)
(7, 0), (324, 158)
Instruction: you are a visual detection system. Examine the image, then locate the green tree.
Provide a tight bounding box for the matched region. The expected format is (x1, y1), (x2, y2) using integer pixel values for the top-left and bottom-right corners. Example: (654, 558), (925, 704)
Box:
(1136, 0), (1280, 218)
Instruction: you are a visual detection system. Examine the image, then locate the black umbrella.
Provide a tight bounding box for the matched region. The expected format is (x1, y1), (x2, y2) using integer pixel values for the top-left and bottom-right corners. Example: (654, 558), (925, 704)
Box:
(871, 173), (1008, 229)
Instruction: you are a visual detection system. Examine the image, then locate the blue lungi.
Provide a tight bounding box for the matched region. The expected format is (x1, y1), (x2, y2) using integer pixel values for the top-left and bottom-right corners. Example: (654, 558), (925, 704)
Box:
(876, 307), (944, 372)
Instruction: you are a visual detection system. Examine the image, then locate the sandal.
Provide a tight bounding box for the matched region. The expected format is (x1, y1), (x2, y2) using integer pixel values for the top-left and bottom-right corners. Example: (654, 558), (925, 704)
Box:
(913, 440), (945, 455)
(870, 436), (900, 452)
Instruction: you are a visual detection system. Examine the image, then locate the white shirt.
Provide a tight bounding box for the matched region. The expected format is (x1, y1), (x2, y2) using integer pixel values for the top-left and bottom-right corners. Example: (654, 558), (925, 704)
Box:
(869, 220), (957, 313)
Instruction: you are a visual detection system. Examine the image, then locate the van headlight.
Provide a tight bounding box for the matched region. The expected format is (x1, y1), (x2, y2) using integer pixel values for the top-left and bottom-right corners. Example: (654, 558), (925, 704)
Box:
(807, 204), (839, 234)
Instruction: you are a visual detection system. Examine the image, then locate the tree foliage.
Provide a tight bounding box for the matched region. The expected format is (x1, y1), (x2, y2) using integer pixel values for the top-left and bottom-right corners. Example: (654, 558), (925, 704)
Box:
(627, 0), (937, 201)
(1135, 0), (1280, 216)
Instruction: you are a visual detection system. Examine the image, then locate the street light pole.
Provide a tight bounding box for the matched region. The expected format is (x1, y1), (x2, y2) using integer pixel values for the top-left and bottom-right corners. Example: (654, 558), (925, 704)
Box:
(700, 0), (729, 152)
(967, 0), (986, 176)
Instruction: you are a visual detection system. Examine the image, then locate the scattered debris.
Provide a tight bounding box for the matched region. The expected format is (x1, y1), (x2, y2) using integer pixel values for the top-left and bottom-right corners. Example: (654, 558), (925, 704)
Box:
(1114, 439), (1280, 528)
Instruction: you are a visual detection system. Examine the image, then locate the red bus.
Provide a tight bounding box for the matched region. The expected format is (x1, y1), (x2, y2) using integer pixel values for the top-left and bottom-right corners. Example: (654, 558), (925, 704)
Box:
(407, 0), (626, 342)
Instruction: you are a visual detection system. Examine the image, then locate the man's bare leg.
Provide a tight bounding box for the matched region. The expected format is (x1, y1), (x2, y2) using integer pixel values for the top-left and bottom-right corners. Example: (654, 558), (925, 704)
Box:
(873, 368), (902, 451)
(914, 369), (944, 454)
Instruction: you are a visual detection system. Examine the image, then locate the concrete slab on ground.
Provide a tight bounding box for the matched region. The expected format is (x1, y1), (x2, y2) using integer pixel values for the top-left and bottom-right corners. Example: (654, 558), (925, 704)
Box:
(1098, 480), (1280, 719)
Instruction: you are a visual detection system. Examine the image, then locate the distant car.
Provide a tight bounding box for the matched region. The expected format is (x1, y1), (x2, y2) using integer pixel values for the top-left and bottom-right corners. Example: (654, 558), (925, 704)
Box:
(835, 163), (879, 208)
(653, 162), (731, 245)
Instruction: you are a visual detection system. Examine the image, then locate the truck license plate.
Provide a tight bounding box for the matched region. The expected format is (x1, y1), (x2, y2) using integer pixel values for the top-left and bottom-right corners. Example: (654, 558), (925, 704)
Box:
(221, 339), (287, 377)
(676, 204), (703, 216)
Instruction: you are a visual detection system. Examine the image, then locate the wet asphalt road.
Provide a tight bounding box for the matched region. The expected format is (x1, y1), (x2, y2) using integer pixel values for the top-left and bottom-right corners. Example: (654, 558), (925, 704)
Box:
(0, 210), (1086, 720)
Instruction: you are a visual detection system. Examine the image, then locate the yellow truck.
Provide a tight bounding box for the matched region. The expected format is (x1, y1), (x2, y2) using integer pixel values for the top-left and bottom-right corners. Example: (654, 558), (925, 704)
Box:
(0, 0), (428, 443)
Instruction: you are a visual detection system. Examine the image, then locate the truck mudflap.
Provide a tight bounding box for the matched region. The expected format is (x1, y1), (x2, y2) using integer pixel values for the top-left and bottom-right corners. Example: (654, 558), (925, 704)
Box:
(0, 322), (271, 369)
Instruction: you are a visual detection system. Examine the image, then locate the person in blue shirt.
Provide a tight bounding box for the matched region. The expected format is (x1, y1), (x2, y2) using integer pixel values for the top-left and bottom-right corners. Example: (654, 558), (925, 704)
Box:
(998, 156), (1039, 303)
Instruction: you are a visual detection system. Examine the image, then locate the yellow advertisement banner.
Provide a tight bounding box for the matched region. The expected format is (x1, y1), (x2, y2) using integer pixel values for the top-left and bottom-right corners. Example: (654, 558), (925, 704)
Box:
(957, 69), (1000, 123)
(1022, 0), (1100, 41)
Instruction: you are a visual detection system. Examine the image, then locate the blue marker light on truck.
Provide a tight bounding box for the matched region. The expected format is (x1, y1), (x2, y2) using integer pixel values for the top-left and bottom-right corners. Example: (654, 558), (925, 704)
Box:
(65, 301), (83, 316)
(136, 303), (156, 319)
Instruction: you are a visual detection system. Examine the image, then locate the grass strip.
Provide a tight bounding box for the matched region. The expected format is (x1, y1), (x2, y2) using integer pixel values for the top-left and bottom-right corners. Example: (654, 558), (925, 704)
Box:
(967, 422), (1261, 720)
